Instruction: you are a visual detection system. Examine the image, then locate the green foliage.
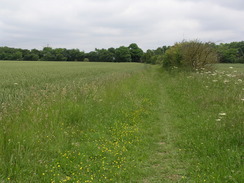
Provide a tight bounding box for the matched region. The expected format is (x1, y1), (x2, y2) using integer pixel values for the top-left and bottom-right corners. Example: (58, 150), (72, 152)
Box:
(86, 51), (99, 62)
(217, 41), (244, 63)
(141, 50), (154, 64)
(23, 53), (39, 61)
(163, 40), (218, 70)
(162, 44), (182, 68)
(1, 41), (244, 64)
(83, 58), (89, 62)
(0, 44), (144, 63)
(96, 48), (115, 62)
(0, 47), (23, 60)
(41, 47), (68, 61)
(115, 46), (132, 62)
(128, 43), (143, 62)
(141, 46), (170, 64)
(66, 49), (85, 61)
(12, 51), (23, 60)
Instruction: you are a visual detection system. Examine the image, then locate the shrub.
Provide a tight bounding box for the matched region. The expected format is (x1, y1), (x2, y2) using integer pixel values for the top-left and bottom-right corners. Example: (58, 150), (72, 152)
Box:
(163, 40), (218, 70)
(83, 58), (89, 62)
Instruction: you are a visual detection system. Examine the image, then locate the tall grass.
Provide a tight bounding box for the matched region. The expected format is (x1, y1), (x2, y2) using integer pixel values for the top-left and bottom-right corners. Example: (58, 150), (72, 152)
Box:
(0, 61), (243, 182)
(0, 61), (159, 182)
(161, 64), (243, 182)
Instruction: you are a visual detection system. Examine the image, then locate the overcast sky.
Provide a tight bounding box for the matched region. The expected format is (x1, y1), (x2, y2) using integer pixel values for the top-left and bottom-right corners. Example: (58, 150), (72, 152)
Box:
(0, 0), (243, 51)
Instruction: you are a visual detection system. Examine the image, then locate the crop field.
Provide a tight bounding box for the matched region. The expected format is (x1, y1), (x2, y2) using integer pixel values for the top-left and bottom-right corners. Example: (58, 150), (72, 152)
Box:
(0, 61), (243, 182)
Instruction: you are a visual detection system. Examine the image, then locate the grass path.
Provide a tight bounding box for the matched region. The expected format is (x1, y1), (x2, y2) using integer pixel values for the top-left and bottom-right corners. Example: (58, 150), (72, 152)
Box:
(138, 70), (186, 183)
(142, 65), (243, 182)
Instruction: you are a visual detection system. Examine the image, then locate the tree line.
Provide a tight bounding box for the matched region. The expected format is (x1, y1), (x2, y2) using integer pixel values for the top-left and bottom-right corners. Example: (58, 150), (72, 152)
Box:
(0, 43), (143, 63)
(0, 41), (243, 63)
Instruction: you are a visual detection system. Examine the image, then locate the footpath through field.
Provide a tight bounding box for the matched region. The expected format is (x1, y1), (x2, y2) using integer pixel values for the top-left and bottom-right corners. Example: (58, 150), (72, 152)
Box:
(0, 62), (242, 182)
(139, 68), (187, 183)
(142, 65), (243, 183)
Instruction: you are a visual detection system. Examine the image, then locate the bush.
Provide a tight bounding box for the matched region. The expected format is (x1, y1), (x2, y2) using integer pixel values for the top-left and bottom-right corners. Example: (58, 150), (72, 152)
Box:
(83, 58), (89, 62)
(163, 40), (218, 70)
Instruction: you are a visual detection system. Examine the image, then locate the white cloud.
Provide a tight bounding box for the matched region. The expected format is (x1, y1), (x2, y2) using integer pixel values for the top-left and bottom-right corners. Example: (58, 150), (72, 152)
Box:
(0, 0), (243, 51)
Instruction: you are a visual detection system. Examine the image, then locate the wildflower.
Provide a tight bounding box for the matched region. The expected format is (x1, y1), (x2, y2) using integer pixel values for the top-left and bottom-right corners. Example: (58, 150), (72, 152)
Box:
(229, 67), (233, 69)
(224, 79), (229, 83)
(241, 99), (244, 101)
(14, 83), (18, 85)
(219, 113), (226, 116)
(237, 79), (242, 82)
(212, 80), (218, 82)
(216, 119), (221, 122)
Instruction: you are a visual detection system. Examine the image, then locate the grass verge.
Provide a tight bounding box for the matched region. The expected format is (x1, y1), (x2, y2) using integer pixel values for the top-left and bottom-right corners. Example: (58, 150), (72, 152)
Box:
(156, 65), (243, 182)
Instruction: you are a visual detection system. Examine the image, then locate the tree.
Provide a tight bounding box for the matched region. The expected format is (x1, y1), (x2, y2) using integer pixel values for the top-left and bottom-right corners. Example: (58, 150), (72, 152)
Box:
(23, 53), (39, 61)
(31, 49), (41, 59)
(86, 51), (99, 62)
(12, 51), (23, 60)
(66, 49), (85, 61)
(115, 46), (132, 62)
(97, 49), (115, 62)
(54, 48), (67, 61)
(0, 47), (8, 60)
(141, 46), (170, 64)
(128, 43), (143, 62)
(108, 47), (116, 54)
(217, 41), (244, 63)
(142, 50), (154, 64)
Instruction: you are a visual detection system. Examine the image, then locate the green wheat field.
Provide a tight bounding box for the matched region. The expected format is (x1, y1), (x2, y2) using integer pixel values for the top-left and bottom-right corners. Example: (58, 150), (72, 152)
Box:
(0, 61), (243, 182)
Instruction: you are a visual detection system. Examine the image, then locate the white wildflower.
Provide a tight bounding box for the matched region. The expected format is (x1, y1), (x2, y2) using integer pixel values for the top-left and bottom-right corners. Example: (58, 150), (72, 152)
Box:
(216, 119), (221, 122)
(219, 112), (226, 116)
(229, 67), (233, 69)
(224, 80), (229, 83)
(212, 80), (218, 82)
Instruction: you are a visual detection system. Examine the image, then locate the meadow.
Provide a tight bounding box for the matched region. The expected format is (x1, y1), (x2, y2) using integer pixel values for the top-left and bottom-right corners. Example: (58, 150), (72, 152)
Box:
(0, 61), (243, 182)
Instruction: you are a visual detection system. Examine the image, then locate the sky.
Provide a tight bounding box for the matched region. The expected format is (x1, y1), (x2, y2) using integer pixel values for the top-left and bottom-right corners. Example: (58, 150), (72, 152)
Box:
(0, 0), (244, 51)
